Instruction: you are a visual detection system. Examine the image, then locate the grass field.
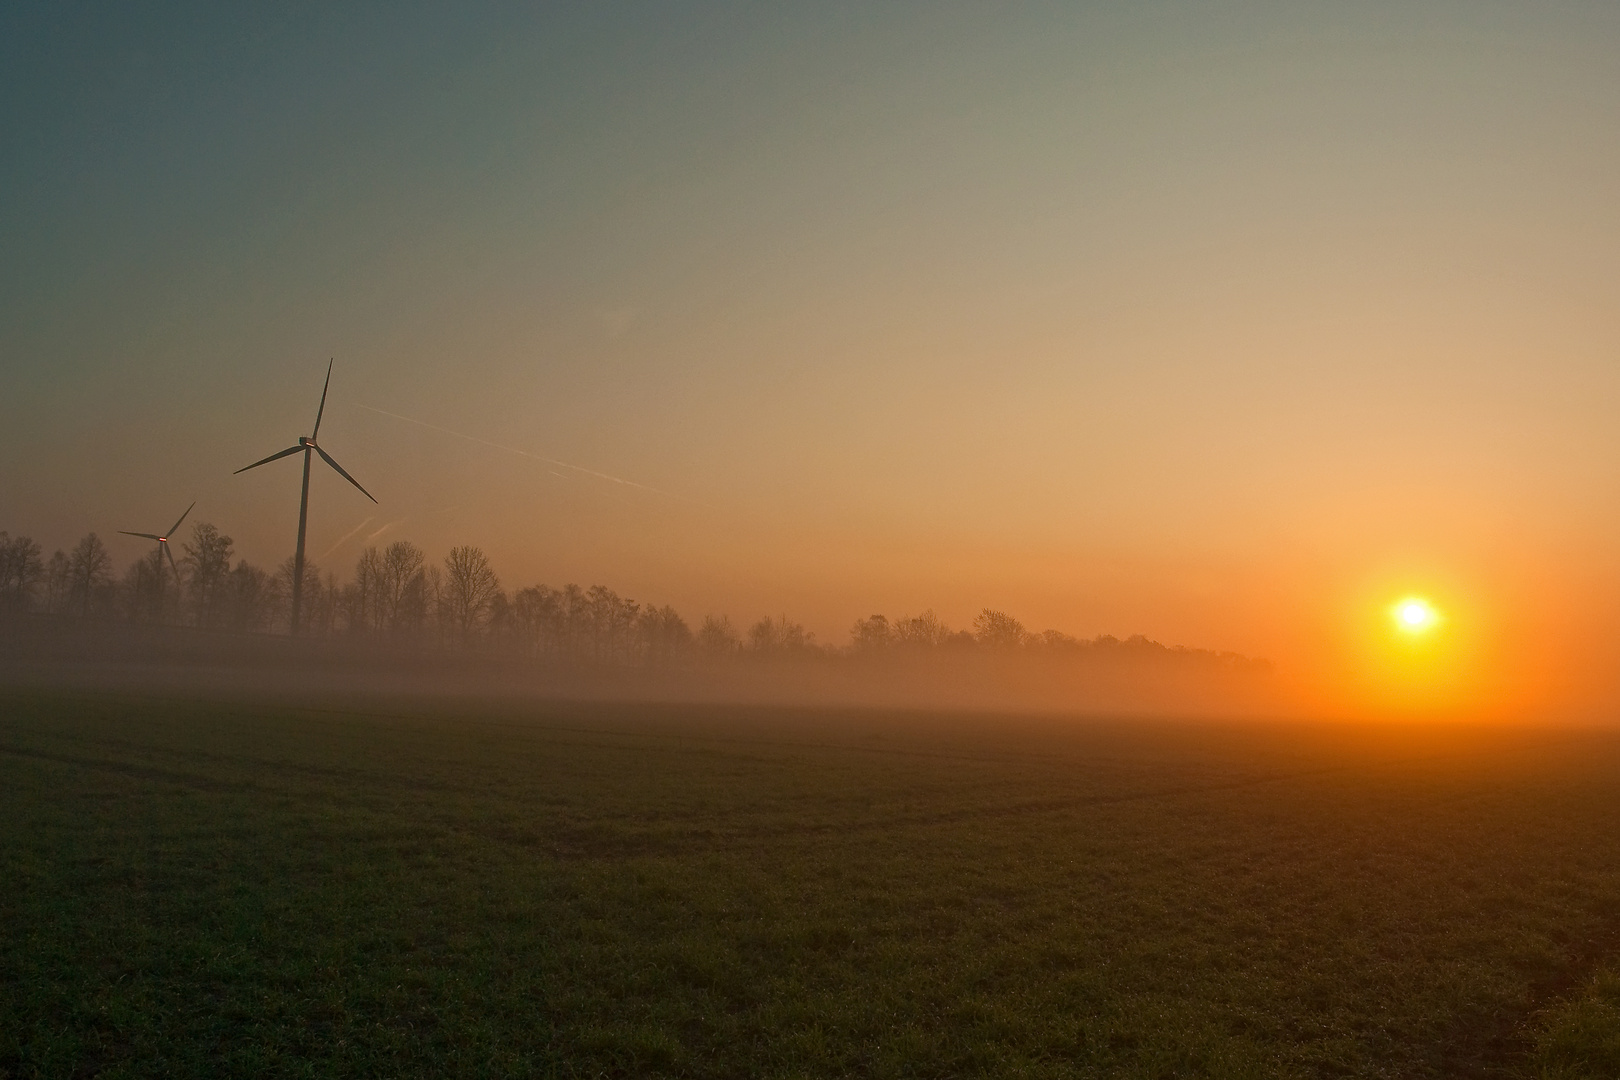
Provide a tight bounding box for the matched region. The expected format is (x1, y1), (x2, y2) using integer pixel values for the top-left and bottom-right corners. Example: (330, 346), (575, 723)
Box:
(3, 689), (1620, 1078)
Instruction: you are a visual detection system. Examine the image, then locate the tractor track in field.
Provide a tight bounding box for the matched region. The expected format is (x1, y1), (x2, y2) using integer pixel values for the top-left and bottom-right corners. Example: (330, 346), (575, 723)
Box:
(0, 738), (1344, 859)
(0, 741), (477, 798)
(1425, 900), (1620, 1079)
(493, 764), (1356, 859)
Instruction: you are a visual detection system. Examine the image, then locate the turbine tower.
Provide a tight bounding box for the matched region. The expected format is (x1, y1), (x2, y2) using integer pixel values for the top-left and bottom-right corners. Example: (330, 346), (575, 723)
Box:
(118, 500), (195, 611)
(235, 360), (376, 634)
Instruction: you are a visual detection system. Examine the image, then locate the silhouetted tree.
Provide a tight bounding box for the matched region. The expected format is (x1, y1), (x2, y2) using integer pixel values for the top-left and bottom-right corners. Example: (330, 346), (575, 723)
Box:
(394, 571), (429, 637)
(0, 533), (43, 611)
(43, 550), (70, 614)
(338, 580), (364, 633)
(348, 546), (387, 634)
(748, 615), (811, 653)
(972, 608), (1027, 649)
(442, 546), (499, 642)
(67, 533), (113, 617)
(850, 614), (893, 652)
(893, 610), (950, 648)
(638, 605), (691, 666)
(311, 572), (341, 636)
(277, 556), (322, 634)
(183, 523), (234, 629)
(584, 585), (638, 664)
(510, 585), (561, 658)
(119, 550), (167, 623)
(380, 540), (425, 634)
(542, 586), (590, 657)
(486, 589), (513, 646)
(223, 561), (276, 631)
(698, 614), (739, 656)
(1038, 628), (1079, 651)
(422, 565), (447, 645)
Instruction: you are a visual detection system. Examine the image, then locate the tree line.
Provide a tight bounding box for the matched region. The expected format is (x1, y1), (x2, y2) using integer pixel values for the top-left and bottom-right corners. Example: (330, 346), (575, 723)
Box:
(0, 525), (1266, 673)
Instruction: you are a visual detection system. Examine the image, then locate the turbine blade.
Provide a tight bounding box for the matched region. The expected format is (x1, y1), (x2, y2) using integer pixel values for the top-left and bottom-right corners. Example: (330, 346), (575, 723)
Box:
(119, 531), (163, 541)
(164, 541), (180, 578)
(168, 501), (196, 536)
(315, 445), (377, 503)
(234, 445), (303, 473)
(312, 358), (333, 440)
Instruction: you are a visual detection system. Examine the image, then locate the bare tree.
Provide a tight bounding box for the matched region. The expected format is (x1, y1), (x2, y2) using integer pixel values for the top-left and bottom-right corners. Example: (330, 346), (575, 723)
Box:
(277, 556), (321, 634)
(350, 546), (387, 634)
(422, 565), (446, 646)
(0, 533), (43, 611)
(67, 533), (113, 617)
(583, 585), (639, 664)
(311, 572), (341, 636)
(380, 540), (425, 633)
(559, 584), (589, 659)
(394, 563), (430, 638)
(120, 550), (166, 623)
(698, 614), (739, 656)
(748, 615), (811, 653)
(338, 580), (364, 633)
(182, 523), (234, 628)
(442, 546), (499, 642)
(1037, 628), (1079, 651)
(893, 610), (951, 648)
(849, 614), (893, 652)
(43, 550), (70, 614)
(638, 605), (691, 666)
(223, 561), (276, 631)
(972, 608), (1027, 649)
(488, 585), (513, 644)
(511, 584), (562, 658)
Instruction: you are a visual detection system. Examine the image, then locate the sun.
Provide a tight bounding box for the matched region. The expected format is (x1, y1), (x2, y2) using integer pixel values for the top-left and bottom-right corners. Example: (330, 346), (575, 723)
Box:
(1392, 597), (1441, 634)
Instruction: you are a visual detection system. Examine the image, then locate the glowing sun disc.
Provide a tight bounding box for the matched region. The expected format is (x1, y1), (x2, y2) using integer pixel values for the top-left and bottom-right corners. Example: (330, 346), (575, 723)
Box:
(1393, 598), (1440, 633)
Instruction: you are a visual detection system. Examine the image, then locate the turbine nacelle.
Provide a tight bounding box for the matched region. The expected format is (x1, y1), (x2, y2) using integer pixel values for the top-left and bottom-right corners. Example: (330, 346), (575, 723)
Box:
(234, 362), (375, 503)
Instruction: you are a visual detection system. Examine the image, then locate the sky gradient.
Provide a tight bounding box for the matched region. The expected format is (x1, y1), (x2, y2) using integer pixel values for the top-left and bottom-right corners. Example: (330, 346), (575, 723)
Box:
(6, 2), (1620, 718)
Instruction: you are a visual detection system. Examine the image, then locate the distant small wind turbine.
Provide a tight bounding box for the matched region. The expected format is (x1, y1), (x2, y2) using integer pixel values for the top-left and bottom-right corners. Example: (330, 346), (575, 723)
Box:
(118, 501), (195, 606)
(235, 360), (376, 634)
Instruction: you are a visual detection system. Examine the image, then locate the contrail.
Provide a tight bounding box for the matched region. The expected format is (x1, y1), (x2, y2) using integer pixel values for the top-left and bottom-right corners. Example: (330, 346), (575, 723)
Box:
(357, 404), (681, 498)
(320, 516), (376, 560)
(364, 518), (405, 544)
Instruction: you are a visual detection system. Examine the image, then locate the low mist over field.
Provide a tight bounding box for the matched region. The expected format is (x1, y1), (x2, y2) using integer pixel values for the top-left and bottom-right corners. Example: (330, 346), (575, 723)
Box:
(0, 524), (1271, 714)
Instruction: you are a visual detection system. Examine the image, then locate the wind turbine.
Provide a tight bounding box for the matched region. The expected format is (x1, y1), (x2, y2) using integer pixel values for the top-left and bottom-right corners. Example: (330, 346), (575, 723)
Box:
(118, 500), (195, 611)
(235, 360), (376, 634)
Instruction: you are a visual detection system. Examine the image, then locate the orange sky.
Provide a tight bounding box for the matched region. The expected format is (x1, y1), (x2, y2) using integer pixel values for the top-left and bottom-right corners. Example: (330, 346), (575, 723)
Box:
(5, 4), (1620, 719)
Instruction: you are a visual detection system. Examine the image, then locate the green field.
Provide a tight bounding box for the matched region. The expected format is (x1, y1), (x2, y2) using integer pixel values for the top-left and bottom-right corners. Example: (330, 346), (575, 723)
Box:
(3, 689), (1620, 1078)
